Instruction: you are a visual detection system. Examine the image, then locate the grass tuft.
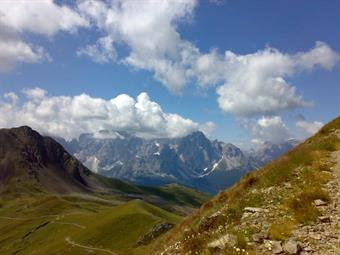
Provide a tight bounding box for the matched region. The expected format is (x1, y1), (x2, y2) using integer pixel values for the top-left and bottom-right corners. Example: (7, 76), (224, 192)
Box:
(269, 220), (294, 240)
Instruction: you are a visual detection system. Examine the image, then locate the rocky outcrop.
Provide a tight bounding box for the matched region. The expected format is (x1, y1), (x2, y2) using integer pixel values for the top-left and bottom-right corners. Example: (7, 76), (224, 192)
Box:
(136, 222), (174, 246)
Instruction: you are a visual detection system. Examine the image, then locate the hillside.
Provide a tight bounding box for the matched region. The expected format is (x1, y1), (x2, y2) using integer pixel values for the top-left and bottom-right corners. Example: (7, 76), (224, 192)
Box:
(0, 195), (181, 255)
(150, 117), (340, 255)
(0, 126), (209, 255)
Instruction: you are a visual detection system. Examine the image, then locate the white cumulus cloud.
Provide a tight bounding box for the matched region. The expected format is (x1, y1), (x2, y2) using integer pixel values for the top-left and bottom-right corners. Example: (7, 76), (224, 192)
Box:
(77, 0), (198, 92)
(242, 116), (292, 145)
(0, 37), (48, 72)
(77, 36), (116, 64)
(0, 0), (88, 71)
(0, 0), (88, 36)
(216, 42), (338, 116)
(0, 25), (49, 72)
(0, 88), (211, 140)
(296, 120), (323, 135)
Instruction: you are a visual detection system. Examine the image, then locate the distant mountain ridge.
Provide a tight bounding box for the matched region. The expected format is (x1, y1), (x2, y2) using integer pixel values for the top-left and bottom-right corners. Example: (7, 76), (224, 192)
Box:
(57, 130), (298, 193)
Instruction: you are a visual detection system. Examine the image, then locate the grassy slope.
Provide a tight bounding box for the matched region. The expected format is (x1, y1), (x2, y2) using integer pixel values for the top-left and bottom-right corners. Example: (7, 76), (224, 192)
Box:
(95, 175), (211, 215)
(99, 175), (211, 208)
(0, 194), (181, 255)
(138, 183), (211, 208)
(149, 117), (340, 254)
(0, 171), (209, 255)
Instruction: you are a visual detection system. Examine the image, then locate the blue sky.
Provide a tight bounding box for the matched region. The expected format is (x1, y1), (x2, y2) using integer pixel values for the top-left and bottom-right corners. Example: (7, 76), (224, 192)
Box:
(0, 0), (339, 147)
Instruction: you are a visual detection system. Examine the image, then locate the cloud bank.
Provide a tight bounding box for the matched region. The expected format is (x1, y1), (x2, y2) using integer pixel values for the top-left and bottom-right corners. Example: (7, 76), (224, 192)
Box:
(0, 88), (210, 140)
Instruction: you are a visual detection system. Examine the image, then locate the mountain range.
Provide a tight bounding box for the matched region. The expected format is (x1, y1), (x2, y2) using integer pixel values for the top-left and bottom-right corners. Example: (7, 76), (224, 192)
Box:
(56, 130), (298, 193)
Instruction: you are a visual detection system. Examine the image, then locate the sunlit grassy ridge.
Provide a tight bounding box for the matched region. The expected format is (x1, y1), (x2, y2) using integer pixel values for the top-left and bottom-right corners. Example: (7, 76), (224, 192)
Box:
(0, 182), (209, 255)
(149, 117), (340, 254)
(0, 195), (182, 255)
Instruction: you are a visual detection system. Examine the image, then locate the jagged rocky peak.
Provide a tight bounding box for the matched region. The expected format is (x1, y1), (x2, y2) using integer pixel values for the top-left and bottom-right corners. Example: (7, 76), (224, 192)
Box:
(56, 129), (295, 194)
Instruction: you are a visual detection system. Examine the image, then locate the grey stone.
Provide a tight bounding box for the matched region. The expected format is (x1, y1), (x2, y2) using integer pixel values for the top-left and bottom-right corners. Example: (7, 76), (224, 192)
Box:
(244, 207), (265, 213)
(252, 233), (266, 243)
(318, 216), (331, 223)
(272, 241), (283, 254)
(283, 239), (300, 254)
(304, 246), (313, 252)
(314, 199), (327, 206)
(310, 233), (321, 240)
(207, 233), (237, 249)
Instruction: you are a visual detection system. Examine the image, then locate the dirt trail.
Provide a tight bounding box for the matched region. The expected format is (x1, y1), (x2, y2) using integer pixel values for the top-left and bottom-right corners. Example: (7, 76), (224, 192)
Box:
(65, 237), (117, 255)
(51, 221), (86, 229)
(0, 212), (88, 221)
(291, 150), (340, 254)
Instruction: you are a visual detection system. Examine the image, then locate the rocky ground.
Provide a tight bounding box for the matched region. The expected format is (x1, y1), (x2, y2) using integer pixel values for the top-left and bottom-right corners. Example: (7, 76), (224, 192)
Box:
(250, 150), (340, 254)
